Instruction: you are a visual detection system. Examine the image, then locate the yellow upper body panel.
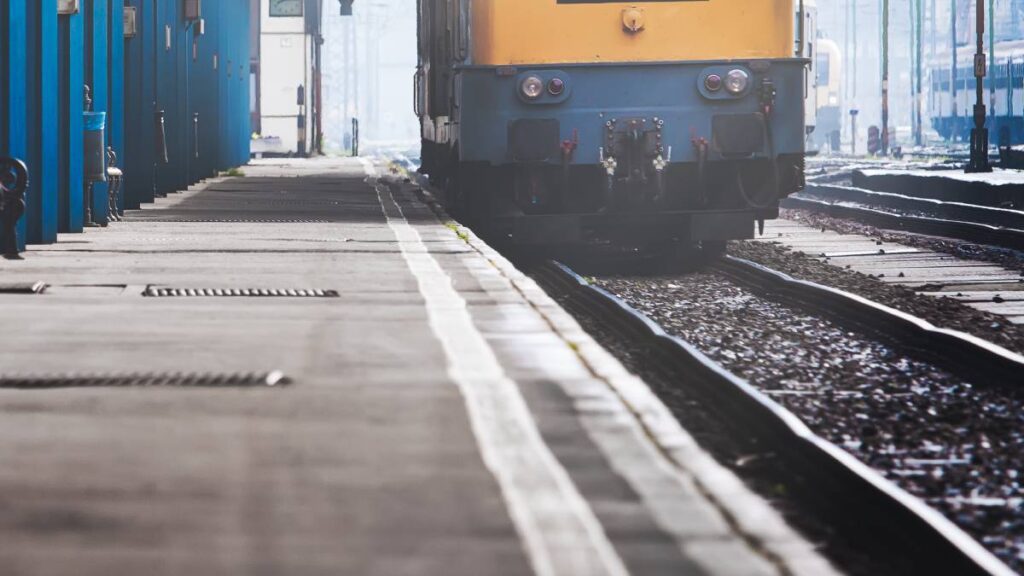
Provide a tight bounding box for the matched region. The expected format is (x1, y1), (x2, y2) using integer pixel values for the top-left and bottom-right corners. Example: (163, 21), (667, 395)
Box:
(470, 0), (796, 66)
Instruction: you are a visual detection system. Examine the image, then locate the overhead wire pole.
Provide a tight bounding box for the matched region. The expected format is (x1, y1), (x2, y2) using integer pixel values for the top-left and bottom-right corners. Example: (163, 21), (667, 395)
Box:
(966, 0), (993, 172)
(845, 0), (851, 105)
(846, 0), (856, 153)
(881, 0), (890, 156)
(931, 0), (937, 135)
(952, 0), (958, 140)
(852, 0), (857, 101)
(915, 0), (924, 146)
(988, 0), (995, 123)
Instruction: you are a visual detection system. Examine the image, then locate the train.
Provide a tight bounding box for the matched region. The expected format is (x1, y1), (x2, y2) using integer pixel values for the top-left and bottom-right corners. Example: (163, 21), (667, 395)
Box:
(813, 38), (843, 154)
(930, 40), (1024, 146)
(800, 0), (844, 155)
(802, 0), (820, 143)
(416, 0), (809, 253)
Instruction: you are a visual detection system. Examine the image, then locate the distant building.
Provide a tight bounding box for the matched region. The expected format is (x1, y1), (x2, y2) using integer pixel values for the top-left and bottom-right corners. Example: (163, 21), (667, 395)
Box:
(322, 0), (417, 153)
(250, 0), (324, 157)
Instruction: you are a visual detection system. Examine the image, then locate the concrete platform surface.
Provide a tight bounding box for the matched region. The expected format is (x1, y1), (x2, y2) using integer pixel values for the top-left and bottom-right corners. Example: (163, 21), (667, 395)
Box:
(0, 158), (835, 576)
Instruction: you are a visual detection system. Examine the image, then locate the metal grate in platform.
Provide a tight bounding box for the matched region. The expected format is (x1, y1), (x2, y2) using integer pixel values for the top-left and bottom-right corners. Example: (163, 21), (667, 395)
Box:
(0, 371), (291, 389)
(0, 282), (47, 294)
(143, 286), (340, 298)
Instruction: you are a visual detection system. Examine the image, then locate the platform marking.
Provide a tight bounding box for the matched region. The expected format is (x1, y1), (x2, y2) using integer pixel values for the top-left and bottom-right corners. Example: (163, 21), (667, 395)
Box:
(364, 160), (629, 576)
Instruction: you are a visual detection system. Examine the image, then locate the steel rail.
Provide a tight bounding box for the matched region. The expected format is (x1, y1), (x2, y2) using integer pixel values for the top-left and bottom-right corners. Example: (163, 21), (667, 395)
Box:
(713, 255), (1024, 385)
(783, 195), (1024, 251)
(534, 260), (1016, 576)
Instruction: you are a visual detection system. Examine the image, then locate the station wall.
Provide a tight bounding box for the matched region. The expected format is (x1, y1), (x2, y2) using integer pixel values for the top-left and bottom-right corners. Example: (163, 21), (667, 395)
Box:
(0, 0), (252, 250)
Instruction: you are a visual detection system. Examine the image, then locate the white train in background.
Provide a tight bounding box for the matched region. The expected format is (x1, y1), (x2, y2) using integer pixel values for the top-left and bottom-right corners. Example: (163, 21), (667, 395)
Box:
(799, 0), (843, 154)
(813, 38), (843, 153)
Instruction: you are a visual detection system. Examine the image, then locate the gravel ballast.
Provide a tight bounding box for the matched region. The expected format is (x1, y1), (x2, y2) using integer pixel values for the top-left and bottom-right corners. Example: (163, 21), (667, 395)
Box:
(730, 229), (1024, 355)
(596, 272), (1024, 571)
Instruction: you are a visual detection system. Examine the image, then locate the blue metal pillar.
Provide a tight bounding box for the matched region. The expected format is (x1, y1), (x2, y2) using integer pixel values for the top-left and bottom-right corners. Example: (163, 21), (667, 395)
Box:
(217, 0), (251, 171)
(24, 0), (59, 244)
(176, 2), (192, 190)
(86, 0), (110, 226)
(194, 6), (217, 182)
(108, 0), (125, 215)
(60, 5), (85, 231)
(154, 0), (176, 197)
(2, 0), (29, 251)
(217, 0), (231, 172)
(239, 0), (252, 166)
(123, 0), (155, 209)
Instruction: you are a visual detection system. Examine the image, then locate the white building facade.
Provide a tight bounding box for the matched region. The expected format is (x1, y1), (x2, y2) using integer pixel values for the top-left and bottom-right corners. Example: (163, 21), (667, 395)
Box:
(253, 0), (322, 156)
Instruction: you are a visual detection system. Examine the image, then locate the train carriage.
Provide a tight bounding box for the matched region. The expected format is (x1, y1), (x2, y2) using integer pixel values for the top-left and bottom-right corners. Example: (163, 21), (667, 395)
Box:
(930, 40), (1024, 147)
(417, 0), (808, 250)
(812, 37), (843, 154)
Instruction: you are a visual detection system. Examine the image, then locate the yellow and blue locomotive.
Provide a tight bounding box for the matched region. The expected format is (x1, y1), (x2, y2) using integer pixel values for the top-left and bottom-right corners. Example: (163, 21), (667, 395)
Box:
(417, 0), (808, 249)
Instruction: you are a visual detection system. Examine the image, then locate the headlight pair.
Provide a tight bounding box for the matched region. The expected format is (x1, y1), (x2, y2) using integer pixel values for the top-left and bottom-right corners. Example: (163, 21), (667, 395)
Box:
(520, 75), (565, 100)
(704, 69), (750, 95)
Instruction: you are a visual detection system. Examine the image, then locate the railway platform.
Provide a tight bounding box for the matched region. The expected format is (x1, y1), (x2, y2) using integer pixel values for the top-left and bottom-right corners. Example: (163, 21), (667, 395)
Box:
(852, 167), (1024, 207)
(0, 158), (834, 576)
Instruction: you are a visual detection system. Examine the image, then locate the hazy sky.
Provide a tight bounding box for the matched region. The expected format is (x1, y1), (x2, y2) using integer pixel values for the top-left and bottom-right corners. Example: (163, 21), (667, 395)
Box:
(322, 0), (418, 149)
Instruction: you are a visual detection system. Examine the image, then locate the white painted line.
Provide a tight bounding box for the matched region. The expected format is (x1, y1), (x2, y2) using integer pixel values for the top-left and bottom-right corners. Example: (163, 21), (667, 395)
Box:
(364, 160), (629, 576)
(444, 213), (842, 576)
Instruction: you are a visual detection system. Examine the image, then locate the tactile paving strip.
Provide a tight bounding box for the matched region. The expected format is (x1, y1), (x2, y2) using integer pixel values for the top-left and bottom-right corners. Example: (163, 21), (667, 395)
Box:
(0, 371), (290, 389)
(143, 287), (340, 298)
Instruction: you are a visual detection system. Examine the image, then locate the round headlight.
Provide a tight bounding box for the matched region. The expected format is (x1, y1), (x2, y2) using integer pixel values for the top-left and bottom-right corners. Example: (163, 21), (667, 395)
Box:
(704, 74), (723, 92)
(521, 76), (544, 99)
(548, 78), (565, 96)
(725, 69), (749, 94)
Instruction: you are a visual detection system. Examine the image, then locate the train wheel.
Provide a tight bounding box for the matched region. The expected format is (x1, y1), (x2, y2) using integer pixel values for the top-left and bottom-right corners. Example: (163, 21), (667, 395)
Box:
(701, 240), (727, 259)
(655, 240), (702, 273)
(454, 163), (491, 228)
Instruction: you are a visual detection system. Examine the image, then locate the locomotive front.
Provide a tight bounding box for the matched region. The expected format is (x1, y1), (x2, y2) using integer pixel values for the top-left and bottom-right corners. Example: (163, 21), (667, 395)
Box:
(425, 0), (808, 248)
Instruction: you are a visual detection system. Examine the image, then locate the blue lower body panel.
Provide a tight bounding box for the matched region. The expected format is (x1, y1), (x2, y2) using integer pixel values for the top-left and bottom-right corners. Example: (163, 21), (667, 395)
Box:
(451, 60), (805, 165)
(423, 60), (807, 245)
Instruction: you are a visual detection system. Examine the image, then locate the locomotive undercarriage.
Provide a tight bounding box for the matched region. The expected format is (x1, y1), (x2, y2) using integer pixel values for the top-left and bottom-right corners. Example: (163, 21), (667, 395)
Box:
(439, 154), (804, 248)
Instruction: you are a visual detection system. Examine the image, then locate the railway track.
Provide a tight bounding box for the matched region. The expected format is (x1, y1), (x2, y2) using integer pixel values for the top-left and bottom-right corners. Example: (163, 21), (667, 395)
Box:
(534, 257), (1022, 576)
(786, 185), (1024, 252)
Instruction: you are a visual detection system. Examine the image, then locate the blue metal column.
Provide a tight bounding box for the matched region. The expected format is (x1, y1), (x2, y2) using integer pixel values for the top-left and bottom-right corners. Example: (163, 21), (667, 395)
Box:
(154, 0), (176, 197)
(216, 0), (230, 172)
(108, 0), (125, 215)
(176, 1), (191, 190)
(238, 0), (252, 166)
(217, 0), (251, 171)
(24, 0), (59, 244)
(2, 0), (29, 250)
(86, 0), (110, 226)
(60, 4), (85, 231)
(123, 0), (155, 209)
(194, 6), (215, 181)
